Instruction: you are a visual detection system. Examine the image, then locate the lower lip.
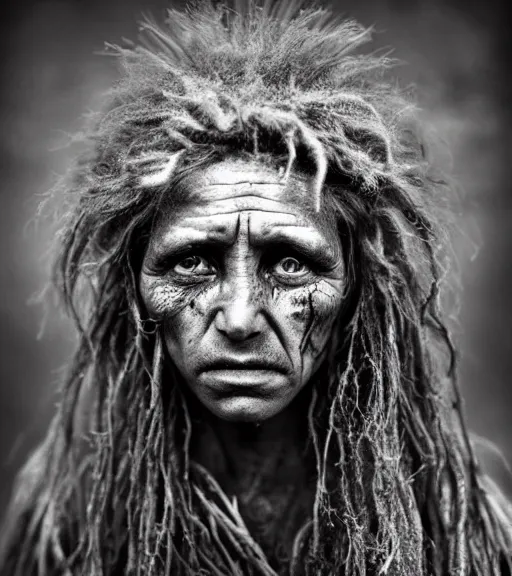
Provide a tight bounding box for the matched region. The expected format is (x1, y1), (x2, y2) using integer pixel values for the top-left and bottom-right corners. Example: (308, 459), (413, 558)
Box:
(199, 369), (284, 393)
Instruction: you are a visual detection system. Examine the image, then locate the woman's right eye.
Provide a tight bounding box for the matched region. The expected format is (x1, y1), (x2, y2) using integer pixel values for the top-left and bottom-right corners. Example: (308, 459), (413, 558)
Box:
(173, 255), (216, 276)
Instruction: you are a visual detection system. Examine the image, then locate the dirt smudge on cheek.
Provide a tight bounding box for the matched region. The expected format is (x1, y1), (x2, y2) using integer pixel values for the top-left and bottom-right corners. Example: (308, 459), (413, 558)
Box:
(290, 291), (309, 323)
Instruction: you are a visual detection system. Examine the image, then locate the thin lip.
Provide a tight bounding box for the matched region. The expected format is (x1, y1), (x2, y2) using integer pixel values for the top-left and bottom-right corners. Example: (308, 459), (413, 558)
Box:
(205, 381), (275, 397)
(198, 358), (288, 374)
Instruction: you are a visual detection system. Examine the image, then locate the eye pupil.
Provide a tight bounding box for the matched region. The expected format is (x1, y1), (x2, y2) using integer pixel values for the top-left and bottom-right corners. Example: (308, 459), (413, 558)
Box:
(281, 258), (302, 273)
(181, 256), (199, 269)
(174, 255), (213, 276)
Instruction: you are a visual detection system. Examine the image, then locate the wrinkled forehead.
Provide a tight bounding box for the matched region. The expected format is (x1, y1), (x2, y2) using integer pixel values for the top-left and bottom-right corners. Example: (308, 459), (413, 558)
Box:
(157, 158), (339, 236)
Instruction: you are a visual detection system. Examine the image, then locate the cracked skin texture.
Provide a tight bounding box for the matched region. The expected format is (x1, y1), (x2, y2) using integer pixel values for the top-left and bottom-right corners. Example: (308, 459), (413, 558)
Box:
(140, 158), (346, 423)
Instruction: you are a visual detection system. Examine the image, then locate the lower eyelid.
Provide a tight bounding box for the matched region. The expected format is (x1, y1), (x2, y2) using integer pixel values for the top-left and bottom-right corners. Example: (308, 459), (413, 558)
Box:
(174, 267), (216, 276)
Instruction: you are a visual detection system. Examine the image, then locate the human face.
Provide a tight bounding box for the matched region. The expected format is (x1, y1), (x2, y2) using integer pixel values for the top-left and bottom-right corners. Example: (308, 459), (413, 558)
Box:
(140, 159), (346, 422)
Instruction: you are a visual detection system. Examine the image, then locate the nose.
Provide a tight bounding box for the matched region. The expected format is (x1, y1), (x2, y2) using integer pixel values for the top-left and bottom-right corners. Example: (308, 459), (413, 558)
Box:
(214, 279), (264, 342)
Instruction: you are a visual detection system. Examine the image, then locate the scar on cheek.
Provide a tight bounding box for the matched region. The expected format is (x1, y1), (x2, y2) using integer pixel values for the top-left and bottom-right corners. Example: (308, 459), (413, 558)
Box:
(291, 284), (342, 354)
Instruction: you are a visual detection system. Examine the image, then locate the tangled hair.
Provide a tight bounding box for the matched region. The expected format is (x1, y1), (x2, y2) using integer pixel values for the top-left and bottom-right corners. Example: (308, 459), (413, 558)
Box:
(1, 2), (512, 575)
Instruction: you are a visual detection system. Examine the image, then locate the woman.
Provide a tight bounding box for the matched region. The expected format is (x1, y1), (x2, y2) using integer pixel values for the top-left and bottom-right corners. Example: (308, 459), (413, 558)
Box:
(1, 2), (511, 575)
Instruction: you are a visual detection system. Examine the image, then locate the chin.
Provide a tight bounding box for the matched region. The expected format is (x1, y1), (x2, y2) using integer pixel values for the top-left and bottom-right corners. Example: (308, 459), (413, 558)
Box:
(206, 396), (286, 423)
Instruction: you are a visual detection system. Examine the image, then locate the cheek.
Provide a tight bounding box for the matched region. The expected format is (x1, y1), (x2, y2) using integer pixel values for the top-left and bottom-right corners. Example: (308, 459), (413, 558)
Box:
(141, 282), (186, 319)
(139, 277), (194, 321)
(140, 277), (214, 349)
(139, 276), (208, 333)
(285, 281), (344, 358)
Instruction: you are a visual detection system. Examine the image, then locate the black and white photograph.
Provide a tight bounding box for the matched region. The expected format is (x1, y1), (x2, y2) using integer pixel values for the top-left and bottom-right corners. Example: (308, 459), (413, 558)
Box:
(0, 0), (511, 574)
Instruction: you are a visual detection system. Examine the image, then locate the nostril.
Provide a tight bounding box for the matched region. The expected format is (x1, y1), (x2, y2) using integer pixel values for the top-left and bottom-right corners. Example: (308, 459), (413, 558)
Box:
(220, 326), (260, 342)
(214, 307), (263, 342)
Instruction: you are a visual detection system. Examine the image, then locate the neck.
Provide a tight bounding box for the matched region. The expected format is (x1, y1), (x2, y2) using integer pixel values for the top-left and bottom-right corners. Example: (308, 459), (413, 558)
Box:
(190, 385), (314, 490)
(188, 385), (316, 567)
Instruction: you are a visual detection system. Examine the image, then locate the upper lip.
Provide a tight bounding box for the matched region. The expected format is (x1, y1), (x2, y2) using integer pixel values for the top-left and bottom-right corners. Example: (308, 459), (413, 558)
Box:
(199, 357), (288, 374)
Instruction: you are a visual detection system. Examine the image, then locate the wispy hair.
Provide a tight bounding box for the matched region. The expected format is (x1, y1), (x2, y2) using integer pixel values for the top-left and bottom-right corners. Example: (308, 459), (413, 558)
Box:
(1, 2), (511, 575)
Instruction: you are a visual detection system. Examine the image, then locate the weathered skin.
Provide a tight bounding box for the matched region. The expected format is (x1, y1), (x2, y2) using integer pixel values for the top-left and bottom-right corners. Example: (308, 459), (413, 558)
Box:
(140, 159), (347, 423)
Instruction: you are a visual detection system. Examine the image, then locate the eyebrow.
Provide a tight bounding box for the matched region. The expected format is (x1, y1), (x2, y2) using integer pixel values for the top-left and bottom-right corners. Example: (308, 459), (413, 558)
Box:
(250, 226), (339, 267)
(144, 236), (232, 270)
(266, 239), (339, 269)
(147, 226), (339, 272)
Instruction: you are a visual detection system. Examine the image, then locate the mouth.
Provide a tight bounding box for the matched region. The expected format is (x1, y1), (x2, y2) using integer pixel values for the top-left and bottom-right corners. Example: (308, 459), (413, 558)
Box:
(198, 358), (288, 374)
(198, 360), (288, 396)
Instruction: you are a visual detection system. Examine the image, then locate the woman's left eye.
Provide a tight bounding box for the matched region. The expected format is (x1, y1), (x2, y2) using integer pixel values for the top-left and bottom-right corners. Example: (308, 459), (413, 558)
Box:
(273, 257), (309, 276)
(173, 255), (215, 276)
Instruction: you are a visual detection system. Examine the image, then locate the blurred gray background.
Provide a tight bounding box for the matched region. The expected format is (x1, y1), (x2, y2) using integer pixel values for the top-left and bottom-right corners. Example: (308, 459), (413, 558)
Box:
(0, 0), (511, 519)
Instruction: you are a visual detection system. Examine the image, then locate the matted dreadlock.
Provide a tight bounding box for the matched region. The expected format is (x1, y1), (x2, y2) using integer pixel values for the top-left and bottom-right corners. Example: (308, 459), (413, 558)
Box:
(1, 1), (511, 575)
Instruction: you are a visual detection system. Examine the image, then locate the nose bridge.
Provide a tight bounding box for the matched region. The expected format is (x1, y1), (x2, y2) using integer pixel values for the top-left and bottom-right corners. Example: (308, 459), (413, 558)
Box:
(215, 213), (264, 339)
(224, 270), (256, 319)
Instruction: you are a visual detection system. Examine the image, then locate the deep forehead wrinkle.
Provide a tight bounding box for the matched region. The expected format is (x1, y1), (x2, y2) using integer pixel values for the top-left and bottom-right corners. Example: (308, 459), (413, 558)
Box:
(151, 208), (340, 266)
(204, 181), (287, 186)
(183, 183), (316, 213)
(151, 159), (341, 258)
(169, 194), (313, 221)
(165, 158), (331, 220)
